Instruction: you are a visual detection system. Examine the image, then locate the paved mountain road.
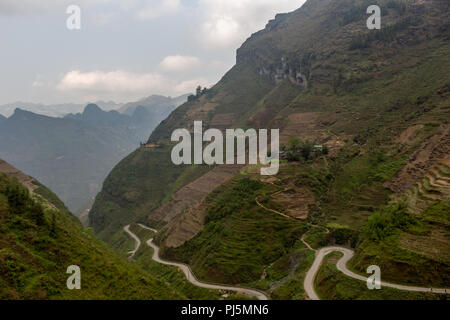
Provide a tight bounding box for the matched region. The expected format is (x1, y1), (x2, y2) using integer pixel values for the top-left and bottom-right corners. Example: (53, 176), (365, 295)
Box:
(124, 224), (269, 300)
(125, 223), (449, 301)
(253, 190), (450, 299)
(123, 225), (141, 259)
(303, 246), (450, 300)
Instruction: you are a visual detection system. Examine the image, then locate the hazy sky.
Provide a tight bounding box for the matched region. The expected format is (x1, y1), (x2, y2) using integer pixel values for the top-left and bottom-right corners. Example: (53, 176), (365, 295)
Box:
(0, 0), (306, 105)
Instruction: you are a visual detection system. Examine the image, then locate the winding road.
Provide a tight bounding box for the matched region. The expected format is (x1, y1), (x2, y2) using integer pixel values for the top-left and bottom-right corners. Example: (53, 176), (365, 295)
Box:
(303, 246), (450, 300)
(125, 222), (449, 301)
(123, 224), (269, 300)
(253, 190), (450, 299)
(124, 225), (141, 259)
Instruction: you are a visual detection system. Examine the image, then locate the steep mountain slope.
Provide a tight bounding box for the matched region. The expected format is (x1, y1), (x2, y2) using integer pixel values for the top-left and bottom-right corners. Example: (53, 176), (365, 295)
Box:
(0, 159), (183, 300)
(91, 0), (449, 297)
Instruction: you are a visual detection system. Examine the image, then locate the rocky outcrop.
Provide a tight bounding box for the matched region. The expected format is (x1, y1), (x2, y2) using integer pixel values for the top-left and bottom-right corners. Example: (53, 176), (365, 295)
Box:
(256, 57), (309, 87)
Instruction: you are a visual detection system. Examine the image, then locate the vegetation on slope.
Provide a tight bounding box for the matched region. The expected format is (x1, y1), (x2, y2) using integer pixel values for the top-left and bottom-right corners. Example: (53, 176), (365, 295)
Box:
(0, 173), (182, 299)
(161, 177), (308, 285)
(351, 201), (450, 287)
(127, 224), (248, 300)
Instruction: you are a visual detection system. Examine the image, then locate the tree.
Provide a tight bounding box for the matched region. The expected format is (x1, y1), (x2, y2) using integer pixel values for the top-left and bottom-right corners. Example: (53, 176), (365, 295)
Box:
(284, 137), (323, 162)
(285, 137), (301, 161)
(300, 140), (314, 160)
(196, 86), (202, 97)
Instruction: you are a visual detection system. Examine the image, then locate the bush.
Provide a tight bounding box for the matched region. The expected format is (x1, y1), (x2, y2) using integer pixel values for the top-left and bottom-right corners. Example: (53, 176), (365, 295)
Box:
(283, 137), (323, 162)
(363, 204), (418, 241)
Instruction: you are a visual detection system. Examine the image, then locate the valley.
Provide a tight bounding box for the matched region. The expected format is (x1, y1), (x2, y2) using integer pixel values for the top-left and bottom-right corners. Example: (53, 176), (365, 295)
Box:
(0, 95), (187, 213)
(1, 0), (449, 302)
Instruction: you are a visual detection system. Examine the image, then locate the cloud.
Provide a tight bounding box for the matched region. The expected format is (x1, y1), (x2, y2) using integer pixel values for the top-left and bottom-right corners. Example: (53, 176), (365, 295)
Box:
(196, 0), (306, 49)
(136, 0), (181, 20)
(56, 69), (215, 100)
(57, 70), (166, 93)
(2, 0), (309, 105)
(159, 55), (200, 73)
(201, 15), (241, 49)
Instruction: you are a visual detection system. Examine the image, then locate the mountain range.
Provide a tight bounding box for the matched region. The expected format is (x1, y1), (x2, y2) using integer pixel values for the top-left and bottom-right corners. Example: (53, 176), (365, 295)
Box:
(0, 95), (187, 213)
(0, 101), (122, 118)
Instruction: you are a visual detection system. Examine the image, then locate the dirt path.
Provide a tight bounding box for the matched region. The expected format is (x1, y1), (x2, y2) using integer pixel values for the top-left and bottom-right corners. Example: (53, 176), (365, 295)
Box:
(124, 224), (269, 300)
(301, 232), (316, 252)
(255, 196), (293, 220)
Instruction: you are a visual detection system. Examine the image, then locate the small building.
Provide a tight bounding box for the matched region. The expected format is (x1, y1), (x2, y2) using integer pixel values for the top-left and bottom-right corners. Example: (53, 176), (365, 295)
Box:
(141, 143), (159, 149)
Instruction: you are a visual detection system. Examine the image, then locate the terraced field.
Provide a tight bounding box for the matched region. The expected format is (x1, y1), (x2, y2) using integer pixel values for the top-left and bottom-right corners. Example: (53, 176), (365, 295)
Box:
(402, 159), (450, 214)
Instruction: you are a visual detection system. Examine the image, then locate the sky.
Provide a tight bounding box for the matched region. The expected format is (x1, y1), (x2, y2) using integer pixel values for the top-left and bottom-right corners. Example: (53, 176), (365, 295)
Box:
(0, 0), (306, 106)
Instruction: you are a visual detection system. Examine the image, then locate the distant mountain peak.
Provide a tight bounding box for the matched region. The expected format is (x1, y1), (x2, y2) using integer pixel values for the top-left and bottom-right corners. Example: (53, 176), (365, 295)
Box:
(10, 108), (46, 121)
(119, 94), (189, 115)
(83, 103), (102, 114)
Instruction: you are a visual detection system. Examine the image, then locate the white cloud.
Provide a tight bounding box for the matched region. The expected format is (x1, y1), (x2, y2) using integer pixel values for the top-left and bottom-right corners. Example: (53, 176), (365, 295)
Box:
(136, 0), (181, 20)
(57, 70), (166, 93)
(56, 69), (214, 100)
(159, 55), (200, 73)
(201, 15), (241, 49)
(197, 0), (306, 49)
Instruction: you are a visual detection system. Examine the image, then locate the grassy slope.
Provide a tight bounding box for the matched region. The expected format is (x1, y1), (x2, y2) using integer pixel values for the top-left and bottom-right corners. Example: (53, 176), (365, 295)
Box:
(350, 201), (450, 287)
(0, 173), (181, 300)
(161, 177), (308, 286)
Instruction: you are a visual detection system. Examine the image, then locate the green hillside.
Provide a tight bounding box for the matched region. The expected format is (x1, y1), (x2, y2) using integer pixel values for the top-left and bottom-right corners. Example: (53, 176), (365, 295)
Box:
(0, 171), (184, 299)
(90, 0), (450, 298)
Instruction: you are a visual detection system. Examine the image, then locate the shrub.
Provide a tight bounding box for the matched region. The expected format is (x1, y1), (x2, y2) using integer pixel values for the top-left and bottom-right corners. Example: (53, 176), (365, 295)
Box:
(363, 204), (418, 241)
